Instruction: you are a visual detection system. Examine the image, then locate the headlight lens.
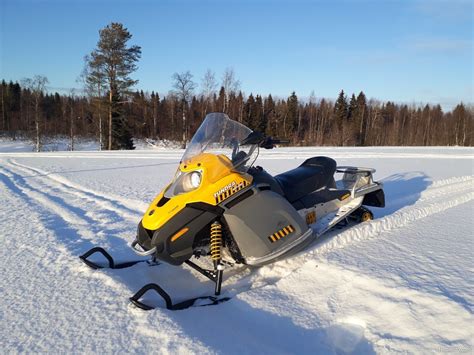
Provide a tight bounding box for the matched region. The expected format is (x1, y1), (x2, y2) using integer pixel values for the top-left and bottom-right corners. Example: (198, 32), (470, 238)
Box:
(183, 171), (202, 191)
(190, 171), (202, 188)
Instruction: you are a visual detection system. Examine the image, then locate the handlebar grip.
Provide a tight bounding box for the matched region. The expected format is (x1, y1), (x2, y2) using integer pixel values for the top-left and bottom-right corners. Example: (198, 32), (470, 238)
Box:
(273, 139), (290, 144)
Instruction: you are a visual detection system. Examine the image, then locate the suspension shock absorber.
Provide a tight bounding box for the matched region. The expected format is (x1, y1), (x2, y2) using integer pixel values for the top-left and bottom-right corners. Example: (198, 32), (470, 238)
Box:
(209, 221), (224, 295)
(210, 221), (223, 263)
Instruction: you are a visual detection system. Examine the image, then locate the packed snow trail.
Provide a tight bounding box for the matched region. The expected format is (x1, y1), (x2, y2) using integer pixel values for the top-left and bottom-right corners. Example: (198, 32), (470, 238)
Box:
(0, 167), (212, 353)
(0, 147), (473, 354)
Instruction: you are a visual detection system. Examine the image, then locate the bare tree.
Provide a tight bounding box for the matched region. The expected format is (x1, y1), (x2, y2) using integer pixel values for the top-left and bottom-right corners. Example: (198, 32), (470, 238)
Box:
(200, 69), (217, 115)
(308, 91), (316, 141)
(21, 75), (49, 152)
(68, 89), (76, 151)
(221, 67), (240, 113)
(151, 92), (159, 140)
(1, 83), (5, 131)
(172, 71), (196, 148)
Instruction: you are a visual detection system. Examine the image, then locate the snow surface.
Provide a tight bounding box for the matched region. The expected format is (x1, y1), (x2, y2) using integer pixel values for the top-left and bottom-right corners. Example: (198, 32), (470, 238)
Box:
(0, 146), (473, 354)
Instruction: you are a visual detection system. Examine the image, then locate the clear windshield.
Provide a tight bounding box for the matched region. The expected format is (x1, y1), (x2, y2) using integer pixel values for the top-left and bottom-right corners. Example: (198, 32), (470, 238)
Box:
(182, 113), (259, 173)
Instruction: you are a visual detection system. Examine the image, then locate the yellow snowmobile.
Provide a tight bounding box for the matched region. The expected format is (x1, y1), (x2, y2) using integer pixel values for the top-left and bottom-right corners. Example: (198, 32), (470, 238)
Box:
(80, 113), (385, 310)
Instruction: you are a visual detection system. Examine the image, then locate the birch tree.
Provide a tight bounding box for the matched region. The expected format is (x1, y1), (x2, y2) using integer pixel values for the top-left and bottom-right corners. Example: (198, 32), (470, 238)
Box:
(221, 68), (240, 113)
(21, 75), (48, 152)
(172, 71), (196, 148)
(200, 69), (217, 115)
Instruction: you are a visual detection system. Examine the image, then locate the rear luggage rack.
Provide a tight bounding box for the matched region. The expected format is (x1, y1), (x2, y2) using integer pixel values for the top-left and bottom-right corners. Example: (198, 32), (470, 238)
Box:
(336, 166), (375, 175)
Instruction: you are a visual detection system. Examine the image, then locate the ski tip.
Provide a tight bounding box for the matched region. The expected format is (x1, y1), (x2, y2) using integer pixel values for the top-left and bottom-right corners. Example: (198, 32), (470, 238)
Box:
(129, 297), (155, 311)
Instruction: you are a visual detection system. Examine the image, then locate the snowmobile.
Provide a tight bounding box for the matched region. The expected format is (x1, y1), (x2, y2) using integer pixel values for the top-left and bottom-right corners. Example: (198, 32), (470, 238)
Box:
(80, 113), (385, 310)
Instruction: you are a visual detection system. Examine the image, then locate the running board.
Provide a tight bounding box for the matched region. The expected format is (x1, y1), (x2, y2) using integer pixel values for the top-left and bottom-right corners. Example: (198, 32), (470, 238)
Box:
(313, 198), (363, 235)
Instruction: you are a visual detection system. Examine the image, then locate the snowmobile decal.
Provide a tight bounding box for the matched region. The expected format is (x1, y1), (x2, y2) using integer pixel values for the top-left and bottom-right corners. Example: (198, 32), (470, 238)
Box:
(340, 193), (351, 201)
(268, 225), (295, 243)
(306, 211), (316, 224)
(214, 180), (250, 204)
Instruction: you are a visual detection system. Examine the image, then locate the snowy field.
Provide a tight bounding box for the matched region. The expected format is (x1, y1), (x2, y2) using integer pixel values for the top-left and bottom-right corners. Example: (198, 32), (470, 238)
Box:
(0, 144), (473, 354)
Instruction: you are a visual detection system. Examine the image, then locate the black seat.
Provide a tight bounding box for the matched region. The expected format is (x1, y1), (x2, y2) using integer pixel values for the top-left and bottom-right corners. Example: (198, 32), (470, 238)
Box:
(275, 157), (337, 203)
(248, 166), (285, 196)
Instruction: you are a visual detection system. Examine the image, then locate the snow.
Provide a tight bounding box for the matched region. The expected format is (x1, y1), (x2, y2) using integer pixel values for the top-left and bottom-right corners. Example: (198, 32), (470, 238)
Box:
(0, 136), (181, 153)
(0, 136), (100, 152)
(0, 145), (473, 353)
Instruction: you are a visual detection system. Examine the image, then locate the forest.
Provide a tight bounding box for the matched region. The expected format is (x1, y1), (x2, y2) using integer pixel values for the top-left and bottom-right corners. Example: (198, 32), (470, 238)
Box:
(1, 79), (472, 149)
(1, 22), (472, 150)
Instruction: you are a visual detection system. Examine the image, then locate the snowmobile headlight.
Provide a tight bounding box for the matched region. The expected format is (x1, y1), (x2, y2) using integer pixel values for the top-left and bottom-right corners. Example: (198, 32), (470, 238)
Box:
(164, 170), (202, 197)
(182, 171), (202, 192)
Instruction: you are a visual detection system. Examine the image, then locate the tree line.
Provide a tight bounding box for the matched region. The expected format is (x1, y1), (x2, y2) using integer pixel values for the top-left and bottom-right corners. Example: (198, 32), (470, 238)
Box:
(0, 23), (472, 150)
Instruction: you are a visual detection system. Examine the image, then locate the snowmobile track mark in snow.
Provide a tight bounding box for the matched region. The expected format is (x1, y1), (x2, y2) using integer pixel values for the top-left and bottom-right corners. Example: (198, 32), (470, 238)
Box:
(0, 163), (138, 256)
(8, 159), (145, 221)
(310, 176), (474, 258)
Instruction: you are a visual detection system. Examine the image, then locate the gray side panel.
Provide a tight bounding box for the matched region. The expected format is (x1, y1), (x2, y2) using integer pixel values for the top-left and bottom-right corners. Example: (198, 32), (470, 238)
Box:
(223, 190), (308, 259)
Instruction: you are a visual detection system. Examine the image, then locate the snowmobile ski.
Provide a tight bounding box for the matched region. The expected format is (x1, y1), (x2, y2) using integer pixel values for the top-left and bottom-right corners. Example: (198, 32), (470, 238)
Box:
(129, 282), (230, 311)
(129, 259), (230, 310)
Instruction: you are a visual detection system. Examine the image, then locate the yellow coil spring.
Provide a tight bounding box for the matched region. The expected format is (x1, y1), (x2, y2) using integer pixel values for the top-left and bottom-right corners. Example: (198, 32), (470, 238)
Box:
(210, 222), (223, 261)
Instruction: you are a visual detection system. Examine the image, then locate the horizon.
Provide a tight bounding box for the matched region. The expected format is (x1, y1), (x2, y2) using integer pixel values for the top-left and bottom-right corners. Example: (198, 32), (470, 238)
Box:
(1, 0), (472, 111)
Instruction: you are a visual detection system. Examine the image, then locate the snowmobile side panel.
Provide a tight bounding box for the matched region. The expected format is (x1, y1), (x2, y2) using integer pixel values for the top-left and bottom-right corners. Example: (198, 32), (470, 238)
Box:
(295, 188), (352, 209)
(223, 189), (309, 261)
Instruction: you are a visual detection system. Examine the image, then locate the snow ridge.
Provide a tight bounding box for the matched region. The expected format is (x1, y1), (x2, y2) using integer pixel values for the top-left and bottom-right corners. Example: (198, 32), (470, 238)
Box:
(311, 175), (473, 256)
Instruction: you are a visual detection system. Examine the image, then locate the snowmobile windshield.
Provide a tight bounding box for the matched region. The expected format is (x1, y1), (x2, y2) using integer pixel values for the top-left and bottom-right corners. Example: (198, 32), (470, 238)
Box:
(181, 113), (259, 173)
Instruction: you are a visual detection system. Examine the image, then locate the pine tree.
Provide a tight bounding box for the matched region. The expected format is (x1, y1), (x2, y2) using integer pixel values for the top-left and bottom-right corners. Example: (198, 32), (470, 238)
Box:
(254, 95), (266, 133)
(348, 94), (357, 120)
(111, 90), (134, 149)
(243, 94), (256, 129)
(264, 94), (276, 136)
(85, 22), (141, 150)
(344, 93), (358, 145)
(287, 92), (298, 140)
(334, 90), (348, 145)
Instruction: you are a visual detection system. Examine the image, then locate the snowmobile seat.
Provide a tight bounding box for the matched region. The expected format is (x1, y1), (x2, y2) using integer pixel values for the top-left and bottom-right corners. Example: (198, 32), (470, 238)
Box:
(248, 166), (285, 196)
(275, 156), (337, 203)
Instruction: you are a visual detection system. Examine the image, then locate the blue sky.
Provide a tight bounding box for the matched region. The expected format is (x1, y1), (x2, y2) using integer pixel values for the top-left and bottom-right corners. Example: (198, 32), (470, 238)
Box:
(1, 0), (472, 110)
